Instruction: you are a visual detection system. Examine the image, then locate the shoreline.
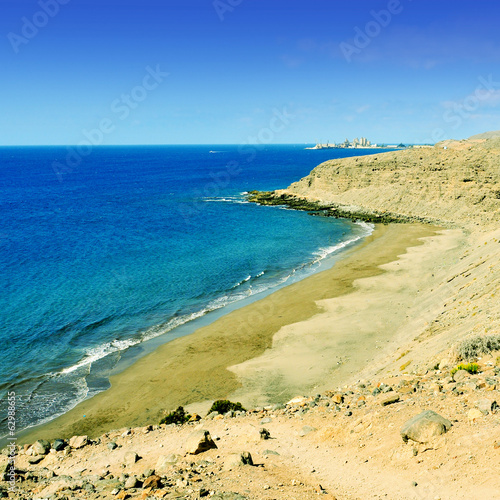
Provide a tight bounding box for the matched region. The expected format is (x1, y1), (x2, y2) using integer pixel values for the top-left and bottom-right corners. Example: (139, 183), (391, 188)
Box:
(19, 222), (439, 444)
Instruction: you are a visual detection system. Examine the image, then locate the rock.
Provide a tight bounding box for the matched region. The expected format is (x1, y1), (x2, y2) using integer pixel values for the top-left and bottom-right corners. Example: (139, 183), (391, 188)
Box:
(225, 452), (253, 469)
(142, 474), (162, 489)
(400, 410), (452, 443)
(259, 428), (271, 440)
(155, 454), (179, 471)
(123, 451), (140, 466)
(69, 435), (89, 449)
(52, 439), (66, 452)
(439, 358), (452, 370)
(28, 455), (44, 464)
(453, 370), (470, 382)
(107, 442), (118, 451)
(185, 430), (217, 455)
(260, 418), (272, 424)
(263, 449), (280, 456)
(142, 468), (155, 478)
(116, 491), (131, 500)
(380, 393), (400, 406)
(124, 475), (141, 489)
(142, 425), (152, 434)
(468, 408), (484, 422)
(32, 439), (51, 455)
(206, 411), (219, 420)
(331, 394), (344, 404)
(476, 399), (498, 414)
(299, 425), (317, 437)
(188, 413), (201, 422)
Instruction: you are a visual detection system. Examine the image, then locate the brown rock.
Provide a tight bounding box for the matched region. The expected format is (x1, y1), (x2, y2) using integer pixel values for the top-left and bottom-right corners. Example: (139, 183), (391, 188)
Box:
(185, 430), (217, 455)
(380, 393), (400, 406)
(142, 475), (162, 489)
(69, 435), (88, 449)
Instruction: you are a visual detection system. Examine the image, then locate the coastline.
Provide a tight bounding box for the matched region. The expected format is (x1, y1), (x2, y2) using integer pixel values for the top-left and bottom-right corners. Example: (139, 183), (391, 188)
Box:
(19, 222), (439, 444)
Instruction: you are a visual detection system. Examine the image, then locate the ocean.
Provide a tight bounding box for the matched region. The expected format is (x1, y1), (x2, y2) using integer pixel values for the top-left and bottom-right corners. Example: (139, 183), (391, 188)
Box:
(0, 144), (385, 439)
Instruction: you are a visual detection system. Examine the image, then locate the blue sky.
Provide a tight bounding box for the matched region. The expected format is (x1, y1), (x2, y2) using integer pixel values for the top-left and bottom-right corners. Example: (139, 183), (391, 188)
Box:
(2, 0), (500, 145)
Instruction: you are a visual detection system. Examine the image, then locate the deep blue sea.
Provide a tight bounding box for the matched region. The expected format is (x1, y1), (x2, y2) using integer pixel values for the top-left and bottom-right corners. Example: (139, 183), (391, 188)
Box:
(0, 145), (385, 437)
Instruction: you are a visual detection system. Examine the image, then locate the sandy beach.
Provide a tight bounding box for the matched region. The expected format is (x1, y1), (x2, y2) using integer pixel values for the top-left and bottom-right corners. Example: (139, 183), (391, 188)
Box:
(20, 222), (439, 444)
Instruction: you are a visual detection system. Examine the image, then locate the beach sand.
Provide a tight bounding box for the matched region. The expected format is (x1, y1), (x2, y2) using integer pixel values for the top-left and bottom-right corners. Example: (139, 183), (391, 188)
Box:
(20, 222), (440, 444)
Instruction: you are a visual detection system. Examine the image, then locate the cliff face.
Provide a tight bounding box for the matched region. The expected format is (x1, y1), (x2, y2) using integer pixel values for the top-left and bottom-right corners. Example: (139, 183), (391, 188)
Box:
(272, 139), (500, 230)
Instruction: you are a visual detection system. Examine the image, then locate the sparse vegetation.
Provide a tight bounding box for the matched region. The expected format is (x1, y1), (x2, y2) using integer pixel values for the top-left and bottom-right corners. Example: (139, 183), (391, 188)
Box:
(450, 363), (479, 376)
(399, 360), (412, 371)
(207, 400), (245, 415)
(456, 334), (500, 360)
(159, 406), (191, 425)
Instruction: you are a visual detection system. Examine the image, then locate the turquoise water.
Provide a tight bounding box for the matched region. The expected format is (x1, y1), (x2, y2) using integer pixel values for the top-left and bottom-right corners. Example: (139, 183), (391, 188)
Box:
(0, 144), (384, 436)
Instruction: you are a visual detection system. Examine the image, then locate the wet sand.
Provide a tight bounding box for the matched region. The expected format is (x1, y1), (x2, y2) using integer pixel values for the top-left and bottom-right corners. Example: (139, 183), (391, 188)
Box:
(20, 223), (437, 443)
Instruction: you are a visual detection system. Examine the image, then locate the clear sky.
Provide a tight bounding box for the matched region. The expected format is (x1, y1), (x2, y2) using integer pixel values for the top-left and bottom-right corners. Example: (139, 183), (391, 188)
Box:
(2, 0), (500, 145)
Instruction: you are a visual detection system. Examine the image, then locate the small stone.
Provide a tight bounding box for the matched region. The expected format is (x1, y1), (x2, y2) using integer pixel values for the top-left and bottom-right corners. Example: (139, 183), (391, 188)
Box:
(188, 413), (201, 422)
(123, 451), (140, 466)
(142, 425), (152, 434)
(260, 428), (271, 440)
(476, 399), (497, 414)
(260, 418), (272, 424)
(155, 454), (178, 471)
(299, 425), (317, 437)
(345, 411), (353, 417)
(124, 475), (140, 489)
(263, 449), (280, 456)
(185, 430), (217, 455)
(107, 442), (118, 451)
(28, 455), (44, 464)
(412, 481), (418, 487)
(69, 435), (89, 449)
(453, 370), (470, 382)
(467, 408), (484, 422)
(380, 393), (400, 406)
(225, 452), (253, 469)
(331, 394), (344, 404)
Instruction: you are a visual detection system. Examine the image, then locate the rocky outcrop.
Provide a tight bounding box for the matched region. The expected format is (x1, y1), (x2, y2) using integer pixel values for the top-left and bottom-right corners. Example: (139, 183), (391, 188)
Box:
(249, 139), (500, 230)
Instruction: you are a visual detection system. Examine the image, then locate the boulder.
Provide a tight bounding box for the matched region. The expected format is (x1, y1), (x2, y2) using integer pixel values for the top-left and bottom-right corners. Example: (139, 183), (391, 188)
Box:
(32, 440), (50, 455)
(69, 435), (88, 449)
(185, 430), (217, 455)
(400, 410), (452, 443)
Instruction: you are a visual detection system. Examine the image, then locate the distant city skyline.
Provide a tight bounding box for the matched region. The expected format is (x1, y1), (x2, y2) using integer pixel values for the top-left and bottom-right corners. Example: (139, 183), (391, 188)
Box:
(2, 0), (500, 146)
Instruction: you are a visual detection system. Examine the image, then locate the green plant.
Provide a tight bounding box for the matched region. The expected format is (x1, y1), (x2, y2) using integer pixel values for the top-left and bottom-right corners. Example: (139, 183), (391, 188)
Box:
(450, 363), (479, 376)
(159, 406), (191, 425)
(207, 400), (245, 415)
